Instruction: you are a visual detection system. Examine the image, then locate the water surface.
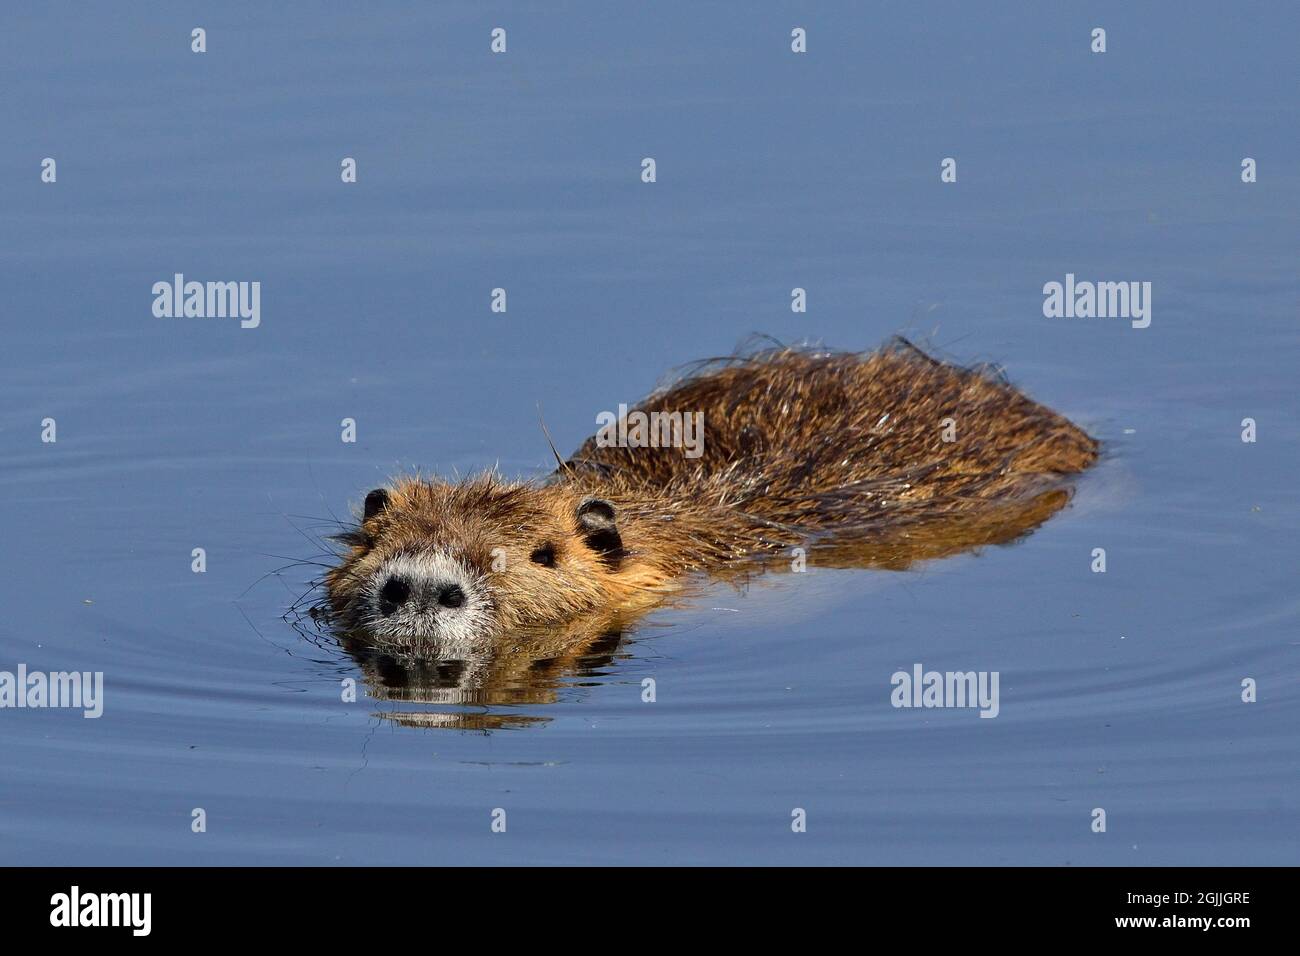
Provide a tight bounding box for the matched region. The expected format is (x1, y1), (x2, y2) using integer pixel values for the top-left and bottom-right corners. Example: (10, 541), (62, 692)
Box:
(0, 2), (1296, 865)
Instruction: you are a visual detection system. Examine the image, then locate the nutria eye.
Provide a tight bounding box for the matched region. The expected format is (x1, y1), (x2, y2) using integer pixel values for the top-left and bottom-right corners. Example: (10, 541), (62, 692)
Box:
(530, 544), (556, 567)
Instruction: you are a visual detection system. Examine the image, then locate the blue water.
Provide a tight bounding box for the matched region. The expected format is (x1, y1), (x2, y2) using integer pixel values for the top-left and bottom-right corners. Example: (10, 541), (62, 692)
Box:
(0, 2), (1296, 865)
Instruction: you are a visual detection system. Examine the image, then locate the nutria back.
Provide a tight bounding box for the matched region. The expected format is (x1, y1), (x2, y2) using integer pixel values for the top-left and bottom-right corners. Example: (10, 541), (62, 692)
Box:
(565, 338), (1097, 535)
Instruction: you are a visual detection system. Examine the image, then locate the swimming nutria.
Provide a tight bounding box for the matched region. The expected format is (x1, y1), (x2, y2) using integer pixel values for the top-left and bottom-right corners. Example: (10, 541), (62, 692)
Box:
(325, 338), (1097, 644)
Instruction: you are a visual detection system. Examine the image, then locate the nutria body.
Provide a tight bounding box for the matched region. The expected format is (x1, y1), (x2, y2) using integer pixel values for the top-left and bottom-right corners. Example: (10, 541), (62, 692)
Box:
(325, 339), (1097, 645)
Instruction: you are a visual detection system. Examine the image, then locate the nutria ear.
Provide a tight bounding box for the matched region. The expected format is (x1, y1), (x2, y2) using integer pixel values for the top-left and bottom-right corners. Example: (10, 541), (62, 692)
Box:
(577, 498), (616, 530)
(576, 498), (623, 563)
(363, 488), (390, 521)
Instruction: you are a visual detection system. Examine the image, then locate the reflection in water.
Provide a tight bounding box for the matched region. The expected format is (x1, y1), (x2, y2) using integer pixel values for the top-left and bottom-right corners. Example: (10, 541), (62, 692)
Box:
(320, 488), (1078, 731)
(336, 614), (633, 731)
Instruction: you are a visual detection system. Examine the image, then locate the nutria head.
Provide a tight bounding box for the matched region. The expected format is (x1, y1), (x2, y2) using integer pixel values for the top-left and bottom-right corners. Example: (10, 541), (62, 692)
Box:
(325, 474), (636, 646)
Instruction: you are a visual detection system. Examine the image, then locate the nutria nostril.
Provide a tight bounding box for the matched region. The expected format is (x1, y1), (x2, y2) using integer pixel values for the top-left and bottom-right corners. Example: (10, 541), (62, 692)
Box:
(379, 577), (411, 611)
(437, 584), (466, 609)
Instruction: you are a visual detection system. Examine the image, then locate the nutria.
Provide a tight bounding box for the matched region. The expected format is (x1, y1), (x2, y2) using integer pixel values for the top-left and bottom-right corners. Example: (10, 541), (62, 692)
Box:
(324, 338), (1097, 646)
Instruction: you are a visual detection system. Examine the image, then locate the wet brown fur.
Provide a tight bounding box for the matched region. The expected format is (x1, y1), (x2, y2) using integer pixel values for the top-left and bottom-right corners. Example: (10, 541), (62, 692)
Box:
(325, 338), (1098, 637)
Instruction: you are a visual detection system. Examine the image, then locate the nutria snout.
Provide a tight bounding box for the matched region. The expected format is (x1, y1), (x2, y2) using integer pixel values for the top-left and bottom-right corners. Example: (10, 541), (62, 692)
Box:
(323, 338), (1097, 644)
(348, 548), (497, 644)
